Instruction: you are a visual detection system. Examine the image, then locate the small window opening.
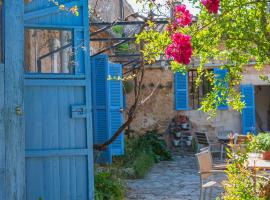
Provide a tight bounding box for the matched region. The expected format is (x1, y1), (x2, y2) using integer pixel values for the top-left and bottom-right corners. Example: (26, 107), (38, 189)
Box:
(24, 29), (74, 73)
(188, 69), (212, 110)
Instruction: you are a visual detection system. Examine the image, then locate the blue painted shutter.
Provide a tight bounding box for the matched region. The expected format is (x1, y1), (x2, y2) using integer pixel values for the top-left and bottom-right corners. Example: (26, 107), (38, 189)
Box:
(123, 95), (127, 110)
(91, 54), (112, 164)
(214, 68), (228, 110)
(241, 85), (256, 134)
(108, 63), (125, 156)
(175, 72), (188, 110)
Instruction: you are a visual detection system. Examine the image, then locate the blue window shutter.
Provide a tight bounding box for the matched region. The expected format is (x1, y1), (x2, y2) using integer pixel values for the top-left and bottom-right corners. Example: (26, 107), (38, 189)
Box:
(91, 54), (112, 164)
(108, 63), (125, 156)
(175, 72), (188, 110)
(241, 85), (256, 135)
(214, 68), (228, 110)
(123, 95), (127, 110)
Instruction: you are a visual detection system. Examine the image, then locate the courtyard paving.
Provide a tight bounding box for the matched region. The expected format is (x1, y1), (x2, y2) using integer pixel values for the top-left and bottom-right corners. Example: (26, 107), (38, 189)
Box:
(126, 154), (224, 200)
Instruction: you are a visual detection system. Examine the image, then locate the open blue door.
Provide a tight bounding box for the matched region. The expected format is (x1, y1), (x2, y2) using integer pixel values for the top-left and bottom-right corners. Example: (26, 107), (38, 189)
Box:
(91, 54), (112, 164)
(24, 1), (94, 199)
(241, 85), (256, 134)
(108, 63), (124, 156)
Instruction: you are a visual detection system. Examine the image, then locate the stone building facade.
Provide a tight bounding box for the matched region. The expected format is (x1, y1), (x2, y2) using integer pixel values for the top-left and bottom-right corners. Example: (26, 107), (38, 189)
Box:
(125, 65), (270, 139)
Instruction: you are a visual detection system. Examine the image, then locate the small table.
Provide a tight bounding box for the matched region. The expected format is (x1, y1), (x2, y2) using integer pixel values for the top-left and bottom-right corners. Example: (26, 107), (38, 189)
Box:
(248, 153), (270, 170)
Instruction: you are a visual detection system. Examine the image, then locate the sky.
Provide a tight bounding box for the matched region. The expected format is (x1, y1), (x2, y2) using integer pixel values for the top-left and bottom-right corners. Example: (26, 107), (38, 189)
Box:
(126, 0), (200, 16)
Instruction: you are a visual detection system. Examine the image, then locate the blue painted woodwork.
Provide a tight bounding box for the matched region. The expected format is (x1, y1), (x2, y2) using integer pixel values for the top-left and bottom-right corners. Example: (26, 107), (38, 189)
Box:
(241, 85), (256, 134)
(91, 55), (125, 162)
(214, 68), (228, 110)
(123, 94), (127, 110)
(175, 72), (189, 110)
(1, 1), (25, 200)
(108, 63), (124, 156)
(24, 1), (94, 200)
(91, 54), (112, 164)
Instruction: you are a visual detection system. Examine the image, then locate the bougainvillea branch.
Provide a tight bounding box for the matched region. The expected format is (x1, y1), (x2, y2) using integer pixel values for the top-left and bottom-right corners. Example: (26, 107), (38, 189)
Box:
(201, 0), (220, 14)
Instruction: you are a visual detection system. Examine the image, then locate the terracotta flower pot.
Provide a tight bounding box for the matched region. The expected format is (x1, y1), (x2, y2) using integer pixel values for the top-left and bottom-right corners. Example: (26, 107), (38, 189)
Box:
(262, 151), (270, 160)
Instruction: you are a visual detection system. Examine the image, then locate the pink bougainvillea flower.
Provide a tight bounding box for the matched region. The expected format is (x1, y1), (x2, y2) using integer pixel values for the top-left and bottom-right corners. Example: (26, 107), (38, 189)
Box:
(165, 33), (192, 65)
(201, 0), (220, 14)
(174, 4), (192, 27)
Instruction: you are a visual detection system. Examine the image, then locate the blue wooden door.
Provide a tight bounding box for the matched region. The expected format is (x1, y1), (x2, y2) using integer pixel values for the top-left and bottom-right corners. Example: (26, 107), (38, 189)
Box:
(108, 63), (124, 156)
(24, 1), (94, 200)
(241, 85), (256, 134)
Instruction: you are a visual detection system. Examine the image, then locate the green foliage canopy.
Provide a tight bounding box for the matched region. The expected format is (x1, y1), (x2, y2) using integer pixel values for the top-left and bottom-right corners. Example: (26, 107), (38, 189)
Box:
(136, 0), (270, 116)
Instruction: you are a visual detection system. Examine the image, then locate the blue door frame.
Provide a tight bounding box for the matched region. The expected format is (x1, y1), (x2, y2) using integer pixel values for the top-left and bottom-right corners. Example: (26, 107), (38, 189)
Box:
(24, 1), (94, 199)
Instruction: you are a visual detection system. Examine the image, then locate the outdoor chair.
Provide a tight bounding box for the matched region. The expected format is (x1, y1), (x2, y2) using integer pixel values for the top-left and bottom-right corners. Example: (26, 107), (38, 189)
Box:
(196, 150), (225, 200)
(200, 147), (227, 170)
(194, 131), (225, 160)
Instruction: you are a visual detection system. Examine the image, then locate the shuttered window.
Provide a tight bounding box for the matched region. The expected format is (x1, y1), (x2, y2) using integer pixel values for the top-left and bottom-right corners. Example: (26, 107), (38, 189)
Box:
(214, 68), (228, 110)
(241, 85), (256, 134)
(175, 72), (188, 110)
(108, 63), (124, 156)
(91, 54), (112, 164)
(91, 55), (125, 163)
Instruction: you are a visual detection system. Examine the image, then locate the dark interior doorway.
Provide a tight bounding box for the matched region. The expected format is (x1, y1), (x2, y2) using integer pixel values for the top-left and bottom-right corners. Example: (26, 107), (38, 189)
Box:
(255, 85), (270, 132)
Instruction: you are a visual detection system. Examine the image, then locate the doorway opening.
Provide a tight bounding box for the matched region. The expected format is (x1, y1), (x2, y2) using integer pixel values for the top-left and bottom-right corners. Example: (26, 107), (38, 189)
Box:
(255, 85), (270, 132)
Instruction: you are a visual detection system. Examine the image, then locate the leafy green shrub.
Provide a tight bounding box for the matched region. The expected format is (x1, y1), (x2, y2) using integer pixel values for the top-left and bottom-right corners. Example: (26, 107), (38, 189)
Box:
(221, 148), (270, 200)
(140, 131), (172, 162)
(249, 133), (270, 152)
(94, 171), (125, 200)
(132, 151), (155, 178)
(119, 130), (172, 178)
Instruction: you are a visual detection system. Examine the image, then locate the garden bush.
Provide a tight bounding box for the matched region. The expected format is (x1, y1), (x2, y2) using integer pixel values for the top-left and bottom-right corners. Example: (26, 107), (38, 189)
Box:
(94, 171), (125, 200)
(220, 139), (270, 200)
(120, 130), (172, 178)
(94, 130), (172, 199)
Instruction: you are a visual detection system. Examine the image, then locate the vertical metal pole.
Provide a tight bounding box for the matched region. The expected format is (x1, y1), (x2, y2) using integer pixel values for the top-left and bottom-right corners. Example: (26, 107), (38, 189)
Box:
(60, 31), (69, 73)
(119, 0), (124, 20)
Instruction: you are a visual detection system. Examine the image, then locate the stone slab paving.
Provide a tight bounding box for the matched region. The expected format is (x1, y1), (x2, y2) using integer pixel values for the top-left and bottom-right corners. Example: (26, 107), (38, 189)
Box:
(126, 154), (224, 200)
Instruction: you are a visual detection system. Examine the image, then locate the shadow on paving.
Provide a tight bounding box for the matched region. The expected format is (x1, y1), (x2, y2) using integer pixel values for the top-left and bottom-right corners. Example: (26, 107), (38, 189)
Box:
(126, 154), (224, 200)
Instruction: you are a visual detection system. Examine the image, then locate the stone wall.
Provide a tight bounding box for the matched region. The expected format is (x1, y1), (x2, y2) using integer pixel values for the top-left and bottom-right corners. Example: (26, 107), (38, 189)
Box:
(89, 0), (136, 55)
(125, 65), (270, 139)
(89, 0), (134, 22)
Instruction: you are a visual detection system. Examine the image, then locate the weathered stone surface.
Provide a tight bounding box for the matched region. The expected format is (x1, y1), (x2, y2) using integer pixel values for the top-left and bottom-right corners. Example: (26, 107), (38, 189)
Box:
(126, 155), (224, 200)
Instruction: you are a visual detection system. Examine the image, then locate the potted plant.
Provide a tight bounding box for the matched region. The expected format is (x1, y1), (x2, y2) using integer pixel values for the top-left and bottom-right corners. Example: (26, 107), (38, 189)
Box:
(250, 133), (270, 160)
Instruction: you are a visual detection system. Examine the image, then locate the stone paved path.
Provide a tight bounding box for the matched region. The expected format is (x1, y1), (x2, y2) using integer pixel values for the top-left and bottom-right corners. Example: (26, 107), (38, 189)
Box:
(126, 154), (223, 200)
